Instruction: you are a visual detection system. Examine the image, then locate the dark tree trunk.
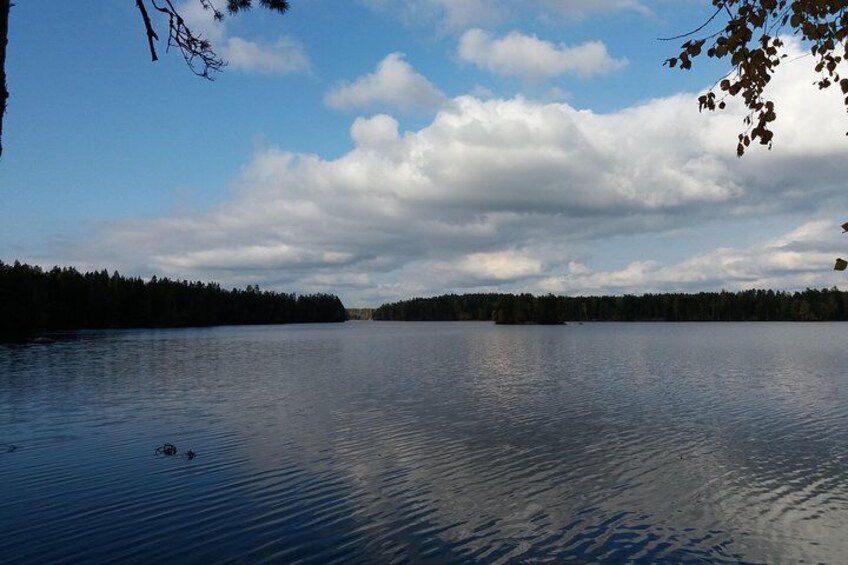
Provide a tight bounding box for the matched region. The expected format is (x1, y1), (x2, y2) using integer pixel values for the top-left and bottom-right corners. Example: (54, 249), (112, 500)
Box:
(0, 0), (10, 159)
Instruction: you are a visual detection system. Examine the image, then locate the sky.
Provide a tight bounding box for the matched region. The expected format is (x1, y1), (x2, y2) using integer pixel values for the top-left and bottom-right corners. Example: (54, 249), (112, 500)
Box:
(1, 0), (847, 306)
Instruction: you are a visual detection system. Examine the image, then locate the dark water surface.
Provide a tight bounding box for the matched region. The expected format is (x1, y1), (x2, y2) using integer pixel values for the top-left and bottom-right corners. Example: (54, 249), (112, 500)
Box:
(2, 322), (847, 563)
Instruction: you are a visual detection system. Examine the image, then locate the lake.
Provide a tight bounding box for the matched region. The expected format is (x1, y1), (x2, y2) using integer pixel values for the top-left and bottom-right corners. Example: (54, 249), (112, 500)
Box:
(1, 322), (847, 563)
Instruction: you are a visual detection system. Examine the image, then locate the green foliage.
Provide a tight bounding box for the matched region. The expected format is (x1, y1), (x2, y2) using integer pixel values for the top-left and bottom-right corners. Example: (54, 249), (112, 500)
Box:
(211, 0), (290, 19)
(492, 293), (565, 325)
(375, 288), (848, 324)
(0, 261), (346, 341)
(665, 0), (848, 155)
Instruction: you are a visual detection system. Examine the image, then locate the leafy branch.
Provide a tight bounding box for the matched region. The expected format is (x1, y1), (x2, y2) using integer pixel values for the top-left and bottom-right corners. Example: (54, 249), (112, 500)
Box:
(664, 0), (848, 156)
(836, 221), (848, 271)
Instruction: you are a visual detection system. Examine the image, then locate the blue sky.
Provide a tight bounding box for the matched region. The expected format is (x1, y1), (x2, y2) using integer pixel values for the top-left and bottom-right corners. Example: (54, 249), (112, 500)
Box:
(1, 1), (846, 305)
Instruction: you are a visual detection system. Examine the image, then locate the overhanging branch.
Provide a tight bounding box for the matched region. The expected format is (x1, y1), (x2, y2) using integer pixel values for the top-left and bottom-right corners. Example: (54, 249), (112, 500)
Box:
(135, 0), (159, 62)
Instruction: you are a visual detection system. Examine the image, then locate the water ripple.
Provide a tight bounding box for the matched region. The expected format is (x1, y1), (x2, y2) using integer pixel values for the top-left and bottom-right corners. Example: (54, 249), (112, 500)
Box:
(2, 322), (848, 562)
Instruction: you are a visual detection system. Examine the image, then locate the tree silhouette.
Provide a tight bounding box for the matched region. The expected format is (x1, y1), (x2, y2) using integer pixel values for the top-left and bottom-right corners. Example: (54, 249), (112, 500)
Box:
(0, 1), (10, 159)
(0, 261), (346, 341)
(373, 289), (848, 323)
(0, 0), (290, 159)
(665, 0), (848, 156)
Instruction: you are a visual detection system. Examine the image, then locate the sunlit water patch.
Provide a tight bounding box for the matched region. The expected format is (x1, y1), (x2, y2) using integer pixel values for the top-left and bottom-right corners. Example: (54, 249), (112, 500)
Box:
(2, 322), (848, 563)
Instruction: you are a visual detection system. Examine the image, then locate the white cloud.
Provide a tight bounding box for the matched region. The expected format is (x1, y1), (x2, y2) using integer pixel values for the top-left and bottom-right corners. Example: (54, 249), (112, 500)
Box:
(325, 53), (446, 113)
(537, 220), (844, 295)
(460, 251), (543, 281)
(362, 0), (648, 30)
(458, 29), (627, 80)
(223, 37), (310, 75)
(350, 115), (401, 149)
(156, 244), (353, 271)
(361, 0), (506, 31)
(56, 40), (848, 304)
(536, 0), (649, 19)
(177, 1), (226, 43)
(178, 1), (310, 75)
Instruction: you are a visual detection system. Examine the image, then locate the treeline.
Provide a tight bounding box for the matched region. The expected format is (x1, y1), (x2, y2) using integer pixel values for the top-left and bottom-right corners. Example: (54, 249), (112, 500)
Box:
(373, 289), (848, 324)
(373, 293), (505, 322)
(0, 261), (346, 340)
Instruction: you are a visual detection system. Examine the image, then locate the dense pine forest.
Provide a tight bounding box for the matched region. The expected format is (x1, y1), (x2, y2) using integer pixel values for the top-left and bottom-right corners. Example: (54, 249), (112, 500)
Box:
(0, 261), (347, 340)
(373, 289), (848, 324)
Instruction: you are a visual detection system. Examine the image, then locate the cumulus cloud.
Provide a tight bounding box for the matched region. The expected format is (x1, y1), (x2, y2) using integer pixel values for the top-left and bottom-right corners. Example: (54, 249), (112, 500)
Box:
(536, 220), (844, 296)
(350, 115), (402, 149)
(325, 53), (447, 113)
(178, 1), (310, 75)
(458, 29), (627, 80)
(461, 251), (543, 281)
(58, 41), (848, 304)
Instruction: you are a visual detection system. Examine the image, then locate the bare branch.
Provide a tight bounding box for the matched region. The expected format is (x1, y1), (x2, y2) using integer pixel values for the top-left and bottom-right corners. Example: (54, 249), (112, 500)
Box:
(658, 5), (724, 41)
(135, 0), (159, 62)
(141, 0), (226, 79)
(134, 0), (290, 80)
(0, 0), (10, 159)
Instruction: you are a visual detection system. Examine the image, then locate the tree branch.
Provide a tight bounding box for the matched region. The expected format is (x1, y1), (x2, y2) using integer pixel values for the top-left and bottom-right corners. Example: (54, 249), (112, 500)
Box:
(0, 0), (11, 159)
(150, 0), (225, 78)
(658, 5), (724, 41)
(135, 0), (159, 62)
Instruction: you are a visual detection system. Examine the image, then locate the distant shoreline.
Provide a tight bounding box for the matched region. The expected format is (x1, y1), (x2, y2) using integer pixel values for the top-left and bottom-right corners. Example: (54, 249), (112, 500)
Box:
(5, 261), (846, 342)
(1, 261), (347, 343)
(372, 290), (848, 324)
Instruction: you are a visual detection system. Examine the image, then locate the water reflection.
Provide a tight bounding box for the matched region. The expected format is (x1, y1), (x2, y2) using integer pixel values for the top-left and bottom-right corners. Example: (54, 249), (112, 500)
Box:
(1, 322), (847, 562)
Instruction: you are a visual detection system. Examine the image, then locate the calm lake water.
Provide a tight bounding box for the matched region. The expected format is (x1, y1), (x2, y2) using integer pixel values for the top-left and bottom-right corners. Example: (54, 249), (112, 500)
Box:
(1, 322), (847, 563)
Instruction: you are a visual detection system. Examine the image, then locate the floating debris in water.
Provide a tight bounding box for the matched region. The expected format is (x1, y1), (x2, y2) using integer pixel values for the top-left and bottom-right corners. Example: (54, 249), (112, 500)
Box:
(155, 443), (179, 456)
(155, 443), (197, 460)
(1, 444), (17, 453)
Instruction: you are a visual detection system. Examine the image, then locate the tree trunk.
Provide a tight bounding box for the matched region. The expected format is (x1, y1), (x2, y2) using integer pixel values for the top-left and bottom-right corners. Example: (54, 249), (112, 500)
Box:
(0, 0), (10, 159)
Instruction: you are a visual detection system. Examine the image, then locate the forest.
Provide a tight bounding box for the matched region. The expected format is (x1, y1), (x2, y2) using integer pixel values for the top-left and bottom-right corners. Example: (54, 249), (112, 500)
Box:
(0, 261), (347, 340)
(373, 289), (848, 324)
